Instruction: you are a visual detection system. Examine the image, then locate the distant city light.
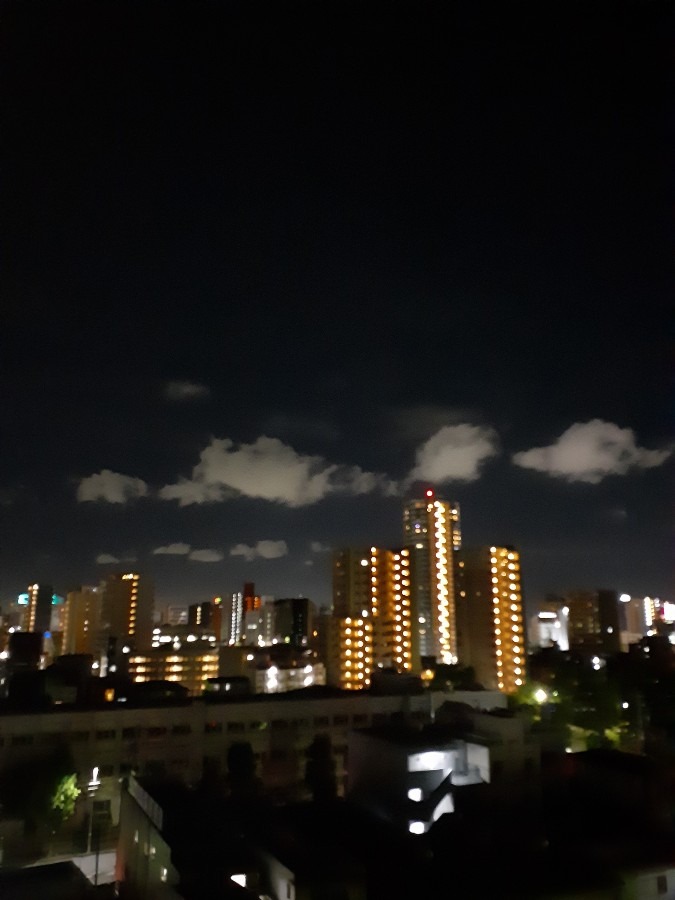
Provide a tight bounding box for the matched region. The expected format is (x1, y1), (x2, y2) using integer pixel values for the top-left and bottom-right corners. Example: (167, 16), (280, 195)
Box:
(662, 602), (675, 623)
(619, 593), (631, 603)
(534, 688), (548, 704)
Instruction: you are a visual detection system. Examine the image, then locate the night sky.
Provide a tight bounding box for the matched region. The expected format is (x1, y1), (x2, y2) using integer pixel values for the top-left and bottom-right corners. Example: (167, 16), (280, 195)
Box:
(1, 0), (672, 610)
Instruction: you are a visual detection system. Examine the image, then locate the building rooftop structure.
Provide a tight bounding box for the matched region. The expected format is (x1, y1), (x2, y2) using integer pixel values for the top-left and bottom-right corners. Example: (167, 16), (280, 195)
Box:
(0, 861), (95, 900)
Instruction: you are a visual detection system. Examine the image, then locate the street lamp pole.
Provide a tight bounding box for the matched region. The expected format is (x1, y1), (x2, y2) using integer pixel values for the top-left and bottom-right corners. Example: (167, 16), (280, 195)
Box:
(86, 766), (101, 885)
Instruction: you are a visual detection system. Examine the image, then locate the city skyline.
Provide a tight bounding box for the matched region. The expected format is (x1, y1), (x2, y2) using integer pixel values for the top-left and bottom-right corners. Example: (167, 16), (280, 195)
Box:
(2, 1), (672, 608)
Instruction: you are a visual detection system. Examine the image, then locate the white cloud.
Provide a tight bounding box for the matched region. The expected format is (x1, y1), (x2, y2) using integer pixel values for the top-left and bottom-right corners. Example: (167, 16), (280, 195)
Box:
(310, 541), (330, 553)
(230, 540), (289, 562)
(159, 436), (393, 507)
(408, 424), (499, 484)
(153, 543), (191, 556)
(77, 470), (148, 504)
(188, 549), (224, 563)
(513, 420), (672, 483)
(96, 553), (119, 564)
(164, 380), (210, 402)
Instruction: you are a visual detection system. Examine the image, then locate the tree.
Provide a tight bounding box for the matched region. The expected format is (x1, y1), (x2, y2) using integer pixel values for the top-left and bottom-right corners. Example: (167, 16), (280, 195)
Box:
(226, 741), (260, 802)
(0, 744), (77, 832)
(51, 774), (81, 823)
(305, 735), (337, 803)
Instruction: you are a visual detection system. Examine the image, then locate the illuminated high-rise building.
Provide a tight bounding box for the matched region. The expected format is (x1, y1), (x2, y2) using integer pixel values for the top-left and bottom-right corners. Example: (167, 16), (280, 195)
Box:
(243, 582), (261, 614)
(332, 548), (372, 618)
(456, 546), (525, 692)
(22, 583), (53, 634)
(369, 547), (414, 672)
(188, 601), (213, 629)
(211, 596), (224, 642)
(62, 586), (102, 655)
(227, 591), (244, 644)
(403, 491), (460, 663)
(332, 546), (415, 677)
(100, 572), (154, 651)
(327, 616), (374, 690)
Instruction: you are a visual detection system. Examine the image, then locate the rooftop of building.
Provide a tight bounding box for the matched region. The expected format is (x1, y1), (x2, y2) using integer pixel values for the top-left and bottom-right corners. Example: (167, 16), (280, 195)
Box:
(0, 681), (457, 716)
(0, 861), (95, 899)
(353, 721), (473, 749)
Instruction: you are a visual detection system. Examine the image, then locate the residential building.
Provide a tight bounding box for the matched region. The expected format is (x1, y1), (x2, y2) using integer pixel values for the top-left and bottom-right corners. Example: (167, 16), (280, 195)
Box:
(455, 546), (526, 692)
(62, 586), (102, 656)
(218, 645), (325, 694)
(619, 594), (651, 649)
(273, 597), (316, 648)
(528, 608), (569, 651)
(348, 727), (484, 834)
(22, 583), (53, 634)
(100, 573), (154, 653)
(564, 590), (621, 655)
(370, 547), (414, 672)
(150, 623), (217, 650)
(403, 491), (459, 663)
(331, 547), (415, 682)
(243, 582), (261, 615)
(325, 616), (374, 689)
(0, 687), (504, 827)
(165, 605), (188, 626)
(226, 591), (244, 644)
(211, 595), (225, 641)
(127, 645), (219, 696)
(254, 661), (326, 694)
(187, 600), (212, 629)
(243, 599), (276, 647)
(332, 548), (373, 618)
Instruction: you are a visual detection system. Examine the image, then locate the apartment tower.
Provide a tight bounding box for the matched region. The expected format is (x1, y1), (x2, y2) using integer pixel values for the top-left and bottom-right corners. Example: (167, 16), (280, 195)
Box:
(330, 546), (415, 687)
(456, 546), (525, 692)
(100, 572), (154, 652)
(403, 491), (460, 663)
(63, 586), (102, 655)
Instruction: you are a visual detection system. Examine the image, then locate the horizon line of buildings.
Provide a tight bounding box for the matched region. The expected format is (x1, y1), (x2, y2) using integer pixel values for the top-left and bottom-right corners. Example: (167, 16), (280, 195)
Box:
(1, 490), (666, 700)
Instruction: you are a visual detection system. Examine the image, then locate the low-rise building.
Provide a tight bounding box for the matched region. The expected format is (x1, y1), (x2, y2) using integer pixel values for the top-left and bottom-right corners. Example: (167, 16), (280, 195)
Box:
(348, 726), (485, 834)
(128, 645), (219, 695)
(0, 688), (505, 828)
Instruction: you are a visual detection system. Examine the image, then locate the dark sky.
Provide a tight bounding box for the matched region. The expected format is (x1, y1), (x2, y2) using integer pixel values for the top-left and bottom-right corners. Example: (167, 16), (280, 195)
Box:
(1, 0), (672, 611)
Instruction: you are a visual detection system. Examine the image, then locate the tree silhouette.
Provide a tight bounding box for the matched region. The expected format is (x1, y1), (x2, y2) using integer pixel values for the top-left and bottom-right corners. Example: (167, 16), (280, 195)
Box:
(0, 744), (77, 832)
(226, 741), (260, 802)
(305, 735), (337, 803)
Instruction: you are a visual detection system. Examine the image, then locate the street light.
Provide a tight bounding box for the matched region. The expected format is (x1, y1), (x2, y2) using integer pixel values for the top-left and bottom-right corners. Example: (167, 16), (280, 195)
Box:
(86, 767), (101, 886)
(534, 688), (548, 704)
